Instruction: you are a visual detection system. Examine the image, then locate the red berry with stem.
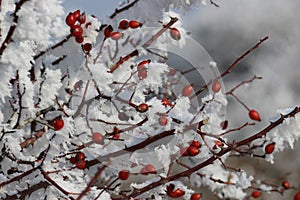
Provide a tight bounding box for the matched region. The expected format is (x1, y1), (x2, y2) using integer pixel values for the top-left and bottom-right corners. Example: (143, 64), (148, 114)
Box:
(170, 28), (181, 40)
(78, 12), (86, 24)
(75, 152), (85, 161)
(138, 68), (147, 80)
(251, 190), (261, 198)
(169, 68), (177, 76)
(104, 25), (113, 37)
(159, 116), (168, 126)
(92, 132), (104, 144)
(265, 142), (275, 154)
(161, 98), (173, 107)
(213, 140), (223, 149)
(140, 164), (156, 175)
(167, 184), (185, 198)
(191, 140), (201, 148)
(111, 32), (123, 40)
(294, 192), (300, 200)
(212, 81), (221, 93)
(118, 169), (130, 180)
(118, 112), (129, 121)
(249, 109), (261, 121)
(182, 85), (193, 97)
(282, 181), (290, 189)
(187, 146), (199, 156)
(53, 118), (64, 131)
(137, 103), (149, 113)
(119, 19), (129, 30)
(71, 25), (83, 37)
(70, 156), (76, 164)
(76, 159), (86, 170)
(75, 35), (84, 43)
(129, 20), (141, 28)
(72, 10), (81, 20)
(137, 60), (151, 69)
(82, 43), (92, 52)
(66, 13), (76, 27)
(190, 193), (201, 200)
(220, 120), (228, 130)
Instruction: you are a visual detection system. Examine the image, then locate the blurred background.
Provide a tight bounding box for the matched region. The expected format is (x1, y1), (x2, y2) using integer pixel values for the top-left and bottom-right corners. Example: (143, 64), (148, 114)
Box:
(63, 1), (300, 199)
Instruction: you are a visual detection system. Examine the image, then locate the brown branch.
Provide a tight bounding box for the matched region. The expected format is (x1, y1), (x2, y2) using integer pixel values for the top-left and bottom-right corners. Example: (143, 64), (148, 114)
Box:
(4, 181), (50, 200)
(41, 169), (76, 199)
(76, 165), (107, 200)
(112, 106), (300, 199)
(109, 17), (178, 73)
(226, 75), (262, 95)
(0, 0), (29, 56)
(33, 35), (72, 60)
(86, 129), (176, 168)
(192, 36), (269, 98)
(109, 0), (139, 19)
(20, 128), (46, 149)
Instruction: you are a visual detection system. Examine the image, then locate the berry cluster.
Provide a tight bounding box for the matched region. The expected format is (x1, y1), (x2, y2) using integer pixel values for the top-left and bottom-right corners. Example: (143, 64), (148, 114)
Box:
(181, 140), (202, 157)
(65, 10), (93, 54)
(70, 152), (86, 170)
(103, 19), (142, 40)
(65, 10), (86, 43)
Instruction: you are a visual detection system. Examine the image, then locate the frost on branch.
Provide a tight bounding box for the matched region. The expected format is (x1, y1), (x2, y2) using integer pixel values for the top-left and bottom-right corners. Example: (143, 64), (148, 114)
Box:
(0, 0), (300, 200)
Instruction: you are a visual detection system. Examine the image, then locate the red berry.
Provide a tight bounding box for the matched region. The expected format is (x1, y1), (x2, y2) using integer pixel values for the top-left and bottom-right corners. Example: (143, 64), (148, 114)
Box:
(75, 152), (86, 161)
(53, 118), (64, 131)
(182, 85), (193, 97)
(170, 28), (181, 40)
(249, 109), (261, 121)
(78, 12), (86, 24)
(137, 103), (148, 113)
(70, 156), (76, 164)
(129, 20), (141, 28)
(118, 112), (129, 121)
(213, 140), (223, 149)
(82, 43), (92, 52)
(159, 116), (168, 126)
(119, 19), (129, 30)
(66, 13), (76, 27)
(140, 164), (156, 175)
(72, 10), (81, 20)
(282, 181), (290, 189)
(169, 68), (177, 76)
(294, 192), (300, 200)
(161, 98), (173, 107)
(220, 120), (228, 130)
(191, 140), (201, 148)
(104, 25), (113, 37)
(251, 190), (261, 198)
(187, 146), (199, 156)
(76, 159), (86, 170)
(118, 170), (130, 180)
(92, 132), (104, 144)
(75, 35), (84, 43)
(111, 31), (123, 40)
(265, 142), (275, 154)
(212, 81), (221, 93)
(137, 60), (151, 69)
(113, 133), (120, 139)
(70, 25), (83, 37)
(167, 184), (185, 198)
(190, 193), (201, 200)
(85, 22), (92, 28)
(138, 68), (147, 80)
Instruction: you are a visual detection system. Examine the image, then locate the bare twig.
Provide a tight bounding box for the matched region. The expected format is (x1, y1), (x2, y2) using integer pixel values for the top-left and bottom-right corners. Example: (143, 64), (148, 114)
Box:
(110, 0), (139, 19)
(192, 36), (269, 98)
